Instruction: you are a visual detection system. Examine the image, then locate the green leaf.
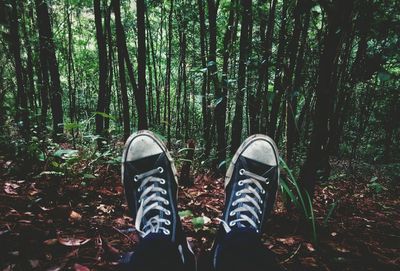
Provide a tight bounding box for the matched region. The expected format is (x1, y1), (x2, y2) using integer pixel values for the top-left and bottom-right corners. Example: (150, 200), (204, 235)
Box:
(378, 71), (390, 82)
(178, 210), (193, 218)
(83, 173), (96, 179)
(64, 122), (80, 131)
(39, 171), (65, 176)
(213, 97), (224, 107)
(218, 160), (226, 170)
(191, 216), (205, 230)
(94, 111), (116, 121)
(207, 61), (216, 67)
(53, 149), (79, 159)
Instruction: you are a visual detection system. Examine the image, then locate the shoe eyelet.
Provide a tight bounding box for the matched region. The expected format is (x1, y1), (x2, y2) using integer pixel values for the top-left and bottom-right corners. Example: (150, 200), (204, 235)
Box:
(134, 176), (139, 182)
(163, 229), (170, 235)
(239, 169), (245, 175)
(137, 187), (141, 192)
(235, 191), (241, 197)
(261, 189), (266, 194)
(232, 201), (237, 206)
(165, 220), (171, 225)
(229, 221), (236, 226)
(160, 179), (166, 184)
(259, 199), (263, 204)
(230, 211), (236, 216)
(164, 200), (169, 205)
(165, 210), (171, 215)
(161, 190), (167, 195)
(259, 210), (262, 214)
(158, 167), (164, 173)
(238, 180), (244, 186)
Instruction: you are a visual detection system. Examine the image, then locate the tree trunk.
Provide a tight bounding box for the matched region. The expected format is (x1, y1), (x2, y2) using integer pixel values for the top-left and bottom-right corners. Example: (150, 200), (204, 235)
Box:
(35, 0), (64, 139)
(299, 0), (354, 196)
(114, 0), (130, 140)
(231, 0), (252, 154)
(10, 0), (29, 136)
(205, 0), (219, 157)
(216, 0), (238, 171)
(165, 0), (174, 146)
(136, 0), (148, 130)
(259, 0), (277, 133)
(94, 0), (108, 147)
(268, 0), (288, 139)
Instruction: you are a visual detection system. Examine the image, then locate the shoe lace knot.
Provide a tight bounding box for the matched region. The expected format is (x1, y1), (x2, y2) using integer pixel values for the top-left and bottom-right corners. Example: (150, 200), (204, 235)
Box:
(133, 167), (171, 238)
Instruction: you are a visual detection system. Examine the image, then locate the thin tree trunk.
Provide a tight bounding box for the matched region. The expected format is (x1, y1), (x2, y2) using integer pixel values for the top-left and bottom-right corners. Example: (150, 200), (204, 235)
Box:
(268, 0), (288, 139)
(299, 0), (354, 196)
(231, 0), (252, 154)
(165, 0), (174, 146)
(136, 0), (148, 130)
(94, 0), (108, 147)
(114, 0), (130, 140)
(10, 0), (29, 136)
(35, 0), (64, 139)
(259, 0), (277, 133)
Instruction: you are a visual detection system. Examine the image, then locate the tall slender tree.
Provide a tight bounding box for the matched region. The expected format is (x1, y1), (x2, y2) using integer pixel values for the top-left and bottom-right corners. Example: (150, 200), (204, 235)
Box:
(35, 0), (64, 138)
(94, 0), (108, 146)
(136, 0), (148, 130)
(231, 0), (252, 154)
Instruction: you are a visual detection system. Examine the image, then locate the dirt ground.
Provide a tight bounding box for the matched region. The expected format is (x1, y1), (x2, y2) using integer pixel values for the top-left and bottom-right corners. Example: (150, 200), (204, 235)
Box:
(0, 159), (399, 270)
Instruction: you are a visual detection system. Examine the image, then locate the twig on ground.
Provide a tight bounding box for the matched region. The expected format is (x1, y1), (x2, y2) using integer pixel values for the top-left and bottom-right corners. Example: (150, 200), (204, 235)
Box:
(280, 244), (302, 264)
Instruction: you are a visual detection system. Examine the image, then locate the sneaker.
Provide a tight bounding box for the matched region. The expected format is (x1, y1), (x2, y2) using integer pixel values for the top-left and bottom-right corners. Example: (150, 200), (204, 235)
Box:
(219, 134), (280, 233)
(121, 130), (195, 268)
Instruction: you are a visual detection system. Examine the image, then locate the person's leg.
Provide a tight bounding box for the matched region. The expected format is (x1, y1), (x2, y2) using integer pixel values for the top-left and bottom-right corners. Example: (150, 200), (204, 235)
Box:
(121, 130), (195, 271)
(210, 134), (281, 271)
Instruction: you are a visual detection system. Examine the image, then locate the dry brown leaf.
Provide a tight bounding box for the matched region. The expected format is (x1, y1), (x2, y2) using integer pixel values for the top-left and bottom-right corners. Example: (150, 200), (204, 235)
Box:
(43, 239), (59, 245)
(4, 182), (20, 195)
(277, 237), (297, 245)
(70, 211), (82, 221)
(73, 263), (90, 271)
(58, 237), (90, 247)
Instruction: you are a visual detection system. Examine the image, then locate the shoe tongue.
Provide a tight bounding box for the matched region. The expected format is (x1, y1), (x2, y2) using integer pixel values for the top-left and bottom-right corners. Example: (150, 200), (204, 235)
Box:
(240, 156), (274, 178)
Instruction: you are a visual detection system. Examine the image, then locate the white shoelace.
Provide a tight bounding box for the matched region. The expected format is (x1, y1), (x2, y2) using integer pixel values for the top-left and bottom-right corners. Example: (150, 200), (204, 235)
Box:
(220, 168), (272, 233)
(134, 167), (171, 238)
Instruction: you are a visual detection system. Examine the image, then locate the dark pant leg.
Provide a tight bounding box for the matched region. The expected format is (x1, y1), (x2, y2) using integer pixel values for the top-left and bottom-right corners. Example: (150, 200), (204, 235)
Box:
(125, 234), (186, 271)
(212, 229), (281, 271)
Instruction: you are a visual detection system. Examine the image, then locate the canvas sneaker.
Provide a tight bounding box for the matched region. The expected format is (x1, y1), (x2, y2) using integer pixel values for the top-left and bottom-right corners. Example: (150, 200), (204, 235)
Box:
(121, 130), (195, 267)
(219, 134), (280, 233)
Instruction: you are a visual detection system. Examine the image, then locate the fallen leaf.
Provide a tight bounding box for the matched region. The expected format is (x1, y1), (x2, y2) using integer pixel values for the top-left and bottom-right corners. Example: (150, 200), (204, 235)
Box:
(277, 237), (297, 245)
(73, 263), (90, 271)
(97, 204), (114, 214)
(29, 259), (40, 268)
(305, 243), (315, 252)
(58, 237), (90, 247)
(70, 211), (82, 221)
(44, 239), (59, 245)
(4, 182), (20, 195)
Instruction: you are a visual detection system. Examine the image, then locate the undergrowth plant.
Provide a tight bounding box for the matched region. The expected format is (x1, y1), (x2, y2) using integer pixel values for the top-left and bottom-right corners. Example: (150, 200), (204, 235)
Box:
(279, 157), (317, 243)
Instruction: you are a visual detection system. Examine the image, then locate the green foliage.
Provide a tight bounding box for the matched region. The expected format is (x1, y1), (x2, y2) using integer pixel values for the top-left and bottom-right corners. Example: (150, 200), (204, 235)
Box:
(367, 177), (386, 193)
(279, 157), (317, 242)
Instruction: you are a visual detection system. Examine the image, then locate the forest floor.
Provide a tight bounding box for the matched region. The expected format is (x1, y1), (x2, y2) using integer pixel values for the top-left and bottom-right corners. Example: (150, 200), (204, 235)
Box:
(0, 154), (399, 271)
